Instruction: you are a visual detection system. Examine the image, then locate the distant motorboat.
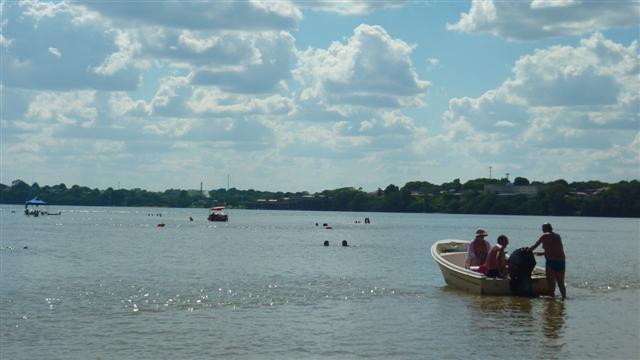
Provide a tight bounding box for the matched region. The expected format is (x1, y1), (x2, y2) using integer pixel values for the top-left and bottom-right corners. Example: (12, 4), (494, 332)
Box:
(431, 239), (548, 296)
(207, 206), (228, 222)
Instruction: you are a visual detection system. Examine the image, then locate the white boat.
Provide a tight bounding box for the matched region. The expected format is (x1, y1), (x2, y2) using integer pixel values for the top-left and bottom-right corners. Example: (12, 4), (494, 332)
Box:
(431, 239), (548, 296)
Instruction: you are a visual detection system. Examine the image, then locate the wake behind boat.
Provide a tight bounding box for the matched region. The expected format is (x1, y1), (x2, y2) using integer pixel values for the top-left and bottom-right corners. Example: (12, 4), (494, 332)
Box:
(431, 239), (548, 296)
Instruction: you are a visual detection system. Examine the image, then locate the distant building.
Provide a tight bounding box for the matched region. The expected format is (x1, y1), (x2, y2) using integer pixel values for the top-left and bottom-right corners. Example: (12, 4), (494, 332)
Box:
(484, 184), (539, 196)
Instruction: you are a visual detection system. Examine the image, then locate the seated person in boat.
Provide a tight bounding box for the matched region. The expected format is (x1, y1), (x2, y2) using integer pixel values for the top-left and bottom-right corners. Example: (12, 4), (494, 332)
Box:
(465, 229), (491, 269)
(485, 235), (509, 278)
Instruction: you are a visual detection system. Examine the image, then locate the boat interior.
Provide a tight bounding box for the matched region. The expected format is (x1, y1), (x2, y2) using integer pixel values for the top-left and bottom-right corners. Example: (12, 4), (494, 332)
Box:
(435, 241), (546, 277)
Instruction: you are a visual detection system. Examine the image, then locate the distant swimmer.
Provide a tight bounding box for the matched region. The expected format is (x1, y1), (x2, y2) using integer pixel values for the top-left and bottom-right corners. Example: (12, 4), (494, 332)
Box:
(189, 216), (194, 221)
(323, 240), (330, 247)
(341, 240), (349, 247)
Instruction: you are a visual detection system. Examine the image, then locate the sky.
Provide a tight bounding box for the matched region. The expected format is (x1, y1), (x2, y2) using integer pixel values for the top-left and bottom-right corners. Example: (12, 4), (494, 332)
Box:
(1, 0), (639, 192)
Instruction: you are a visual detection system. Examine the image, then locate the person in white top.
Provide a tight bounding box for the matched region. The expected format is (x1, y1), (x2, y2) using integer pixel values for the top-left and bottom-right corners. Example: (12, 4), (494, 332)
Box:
(465, 229), (491, 269)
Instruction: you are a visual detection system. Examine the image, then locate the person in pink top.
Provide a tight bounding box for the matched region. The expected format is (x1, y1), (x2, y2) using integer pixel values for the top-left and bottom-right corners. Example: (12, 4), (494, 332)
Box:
(485, 235), (509, 278)
(465, 229), (491, 269)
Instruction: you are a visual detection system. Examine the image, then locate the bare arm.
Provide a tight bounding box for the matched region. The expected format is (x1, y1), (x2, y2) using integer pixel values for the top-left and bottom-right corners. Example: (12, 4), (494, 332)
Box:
(529, 238), (542, 252)
(465, 246), (472, 269)
(498, 247), (507, 277)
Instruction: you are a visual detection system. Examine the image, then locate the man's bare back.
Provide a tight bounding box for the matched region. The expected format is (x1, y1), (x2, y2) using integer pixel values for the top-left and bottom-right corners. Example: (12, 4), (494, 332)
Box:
(537, 232), (565, 261)
(530, 223), (567, 299)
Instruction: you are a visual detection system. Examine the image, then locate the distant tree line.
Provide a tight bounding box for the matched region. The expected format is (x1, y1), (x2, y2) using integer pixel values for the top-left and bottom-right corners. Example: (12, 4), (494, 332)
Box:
(2, 178), (639, 218)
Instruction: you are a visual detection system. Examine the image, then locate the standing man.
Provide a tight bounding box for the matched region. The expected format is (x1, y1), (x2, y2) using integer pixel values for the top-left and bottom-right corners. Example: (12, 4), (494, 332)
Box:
(529, 223), (566, 299)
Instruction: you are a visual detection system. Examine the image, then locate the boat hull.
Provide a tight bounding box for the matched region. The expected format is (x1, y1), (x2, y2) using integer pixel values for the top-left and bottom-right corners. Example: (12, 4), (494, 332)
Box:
(207, 214), (228, 222)
(431, 239), (548, 296)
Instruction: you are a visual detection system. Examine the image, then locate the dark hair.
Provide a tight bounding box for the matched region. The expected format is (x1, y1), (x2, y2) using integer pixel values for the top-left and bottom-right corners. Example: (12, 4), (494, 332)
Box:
(542, 223), (553, 231)
(323, 240), (330, 246)
(497, 235), (508, 245)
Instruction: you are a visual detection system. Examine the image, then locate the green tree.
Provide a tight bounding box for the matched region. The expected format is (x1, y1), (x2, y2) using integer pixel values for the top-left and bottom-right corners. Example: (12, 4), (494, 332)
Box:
(384, 184), (399, 194)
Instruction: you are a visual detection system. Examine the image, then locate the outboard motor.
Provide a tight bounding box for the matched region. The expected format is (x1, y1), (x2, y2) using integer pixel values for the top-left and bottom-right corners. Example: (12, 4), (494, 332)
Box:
(507, 247), (537, 297)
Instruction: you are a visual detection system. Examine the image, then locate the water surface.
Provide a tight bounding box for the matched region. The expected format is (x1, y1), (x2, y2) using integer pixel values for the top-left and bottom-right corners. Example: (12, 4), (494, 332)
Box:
(1, 206), (638, 359)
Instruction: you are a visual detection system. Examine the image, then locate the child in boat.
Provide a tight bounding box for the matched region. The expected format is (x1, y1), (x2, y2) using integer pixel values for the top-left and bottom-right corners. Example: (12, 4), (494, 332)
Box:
(485, 235), (509, 278)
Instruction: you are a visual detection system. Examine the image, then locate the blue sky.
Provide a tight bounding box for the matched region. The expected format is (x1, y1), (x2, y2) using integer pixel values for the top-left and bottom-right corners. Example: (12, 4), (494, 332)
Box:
(1, 0), (639, 192)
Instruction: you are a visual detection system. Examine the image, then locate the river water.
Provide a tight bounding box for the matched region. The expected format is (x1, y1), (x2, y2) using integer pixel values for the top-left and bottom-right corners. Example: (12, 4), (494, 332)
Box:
(1, 206), (638, 359)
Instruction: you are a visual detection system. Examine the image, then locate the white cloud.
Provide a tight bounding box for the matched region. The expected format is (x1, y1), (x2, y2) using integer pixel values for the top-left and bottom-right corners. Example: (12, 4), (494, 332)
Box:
(443, 32), (639, 177)
(188, 88), (296, 116)
(137, 76), (296, 119)
(297, 0), (407, 15)
(48, 46), (61, 58)
(503, 33), (638, 109)
(445, 89), (529, 135)
(2, 84), (281, 187)
(3, 2), (636, 191)
(109, 92), (151, 118)
(277, 109), (431, 163)
(2, 1), (141, 90)
(0, 33), (12, 47)
(93, 140), (126, 154)
(78, 0), (302, 31)
(448, 0), (638, 41)
(190, 31), (296, 93)
(530, 0), (578, 9)
(295, 24), (429, 110)
(26, 90), (98, 127)
(426, 57), (440, 71)
(22, 0), (72, 21)
(93, 30), (143, 76)
(139, 28), (260, 67)
(143, 118), (194, 138)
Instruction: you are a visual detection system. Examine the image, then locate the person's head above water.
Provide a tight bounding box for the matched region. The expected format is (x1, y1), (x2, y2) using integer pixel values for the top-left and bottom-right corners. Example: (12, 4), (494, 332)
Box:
(323, 240), (330, 247)
(341, 240), (349, 247)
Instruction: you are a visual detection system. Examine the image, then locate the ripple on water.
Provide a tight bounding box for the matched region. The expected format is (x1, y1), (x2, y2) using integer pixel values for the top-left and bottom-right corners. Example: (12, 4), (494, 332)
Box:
(77, 275), (432, 315)
(572, 279), (640, 293)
